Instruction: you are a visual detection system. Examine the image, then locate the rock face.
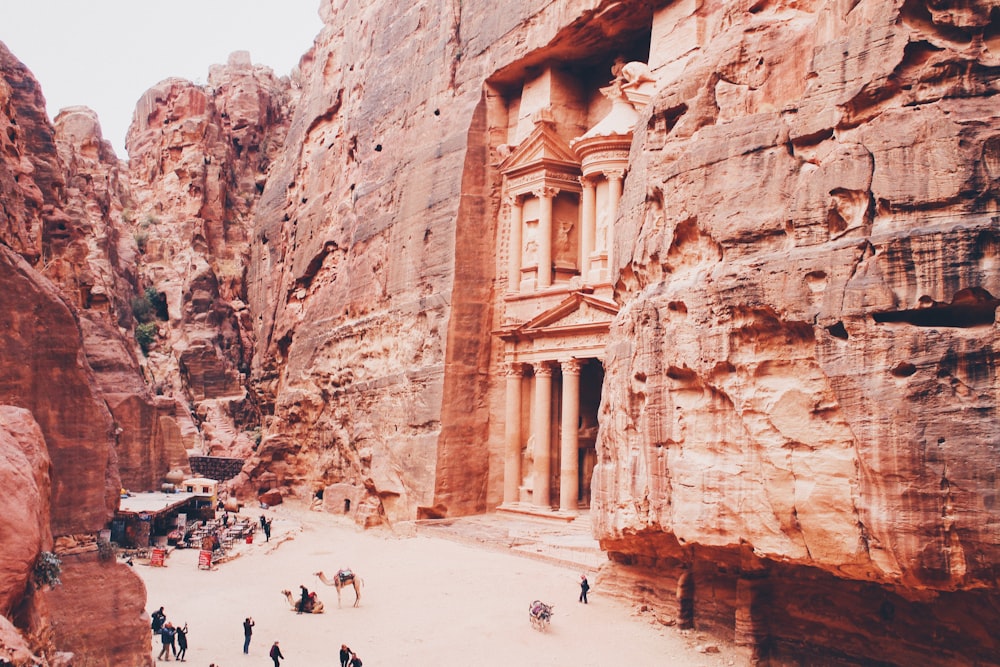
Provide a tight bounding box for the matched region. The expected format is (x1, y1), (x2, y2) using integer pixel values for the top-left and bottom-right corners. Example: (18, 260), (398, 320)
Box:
(125, 51), (298, 467)
(3, 0), (1000, 663)
(0, 41), (152, 667)
(242, 0), (1000, 664)
(591, 0), (1000, 664)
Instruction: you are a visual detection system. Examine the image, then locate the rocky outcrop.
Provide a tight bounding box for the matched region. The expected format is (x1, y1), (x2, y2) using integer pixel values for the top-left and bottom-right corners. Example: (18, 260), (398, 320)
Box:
(240, 0), (1000, 664)
(0, 407), (51, 618)
(125, 51), (298, 467)
(0, 41), (151, 667)
(592, 0), (1000, 663)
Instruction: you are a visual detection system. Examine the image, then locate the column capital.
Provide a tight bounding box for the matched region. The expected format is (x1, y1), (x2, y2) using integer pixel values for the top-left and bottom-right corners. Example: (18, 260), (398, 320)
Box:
(504, 192), (523, 208)
(560, 358), (582, 375)
(532, 186), (560, 199)
(504, 362), (526, 377)
(533, 361), (554, 378)
(603, 169), (626, 181)
(579, 175), (598, 189)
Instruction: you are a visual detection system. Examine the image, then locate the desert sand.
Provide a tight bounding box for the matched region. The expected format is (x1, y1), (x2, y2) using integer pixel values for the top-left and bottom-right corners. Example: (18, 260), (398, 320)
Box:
(138, 502), (748, 666)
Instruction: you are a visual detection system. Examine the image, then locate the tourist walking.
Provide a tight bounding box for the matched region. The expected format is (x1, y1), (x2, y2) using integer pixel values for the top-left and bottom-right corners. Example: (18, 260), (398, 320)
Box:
(263, 517), (272, 541)
(175, 623), (188, 661)
(579, 573), (590, 604)
(269, 640), (284, 666)
(243, 616), (255, 653)
(340, 644), (352, 667)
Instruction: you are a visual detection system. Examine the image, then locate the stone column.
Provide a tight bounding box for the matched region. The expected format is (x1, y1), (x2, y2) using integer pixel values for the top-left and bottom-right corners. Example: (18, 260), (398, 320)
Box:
(606, 170), (624, 276)
(579, 178), (596, 282)
(535, 187), (557, 289)
(506, 195), (523, 293)
(503, 362), (524, 505)
(532, 362), (553, 508)
(559, 359), (581, 512)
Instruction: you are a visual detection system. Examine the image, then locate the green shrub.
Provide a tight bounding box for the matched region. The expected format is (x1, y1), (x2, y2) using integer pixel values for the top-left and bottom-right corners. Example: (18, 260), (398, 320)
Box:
(136, 322), (158, 353)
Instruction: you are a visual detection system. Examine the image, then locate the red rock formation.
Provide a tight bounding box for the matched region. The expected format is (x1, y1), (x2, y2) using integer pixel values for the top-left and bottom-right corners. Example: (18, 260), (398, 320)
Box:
(591, 0), (1000, 663)
(125, 51), (297, 466)
(0, 42), (152, 667)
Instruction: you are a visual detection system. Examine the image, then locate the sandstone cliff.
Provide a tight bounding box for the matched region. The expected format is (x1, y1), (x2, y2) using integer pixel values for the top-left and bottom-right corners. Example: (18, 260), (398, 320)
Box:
(4, 0), (1000, 663)
(125, 51), (299, 470)
(0, 42), (151, 667)
(240, 0), (1000, 664)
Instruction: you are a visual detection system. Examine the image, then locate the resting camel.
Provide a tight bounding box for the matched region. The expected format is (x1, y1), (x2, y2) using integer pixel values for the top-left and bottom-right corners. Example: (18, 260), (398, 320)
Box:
(280, 589), (324, 613)
(314, 570), (363, 608)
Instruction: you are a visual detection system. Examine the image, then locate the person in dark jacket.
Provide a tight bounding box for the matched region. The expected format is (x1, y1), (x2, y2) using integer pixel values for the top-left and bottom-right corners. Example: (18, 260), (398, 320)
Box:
(243, 617), (255, 654)
(269, 640), (284, 666)
(175, 623), (188, 661)
(157, 622), (175, 661)
(340, 644), (352, 667)
(579, 573), (590, 604)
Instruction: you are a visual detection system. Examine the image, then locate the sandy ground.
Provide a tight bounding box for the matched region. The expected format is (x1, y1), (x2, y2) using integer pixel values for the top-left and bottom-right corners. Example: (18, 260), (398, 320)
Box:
(138, 503), (750, 667)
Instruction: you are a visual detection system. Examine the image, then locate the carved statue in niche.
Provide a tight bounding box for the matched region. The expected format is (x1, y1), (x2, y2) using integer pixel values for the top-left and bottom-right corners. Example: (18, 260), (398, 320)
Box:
(523, 219), (538, 266)
(554, 216), (576, 265)
(595, 205), (610, 253)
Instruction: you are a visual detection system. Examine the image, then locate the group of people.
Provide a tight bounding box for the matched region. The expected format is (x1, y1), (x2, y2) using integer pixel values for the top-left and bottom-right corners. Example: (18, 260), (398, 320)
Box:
(150, 606), (188, 661)
(340, 643), (363, 667)
(266, 639), (361, 666)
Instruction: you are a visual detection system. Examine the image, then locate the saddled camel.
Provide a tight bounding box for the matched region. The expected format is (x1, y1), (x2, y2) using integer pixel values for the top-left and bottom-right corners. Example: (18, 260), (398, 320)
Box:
(314, 569), (363, 608)
(280, 589), (324, 613)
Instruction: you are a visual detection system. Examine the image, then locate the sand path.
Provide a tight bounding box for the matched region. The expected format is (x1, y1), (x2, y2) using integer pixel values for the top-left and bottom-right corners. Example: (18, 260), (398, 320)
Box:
(138, 503), (748, 666)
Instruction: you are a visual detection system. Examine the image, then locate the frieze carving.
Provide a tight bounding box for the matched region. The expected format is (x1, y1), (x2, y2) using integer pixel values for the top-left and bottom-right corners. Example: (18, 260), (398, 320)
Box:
(507, 169), (583, 192)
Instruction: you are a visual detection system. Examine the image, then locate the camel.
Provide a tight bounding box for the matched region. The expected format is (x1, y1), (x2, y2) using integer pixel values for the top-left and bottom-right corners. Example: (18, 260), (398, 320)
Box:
(314, 569), (363, 608)
(280, 589), (324, 613)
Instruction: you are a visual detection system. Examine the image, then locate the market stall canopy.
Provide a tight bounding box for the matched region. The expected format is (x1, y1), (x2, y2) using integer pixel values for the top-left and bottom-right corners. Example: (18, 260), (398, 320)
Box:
(117, 492), (197, 517)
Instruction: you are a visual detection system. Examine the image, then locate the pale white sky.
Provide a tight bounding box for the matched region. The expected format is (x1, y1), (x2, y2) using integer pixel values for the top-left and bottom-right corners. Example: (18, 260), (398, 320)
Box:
(0, 0), (323, 156)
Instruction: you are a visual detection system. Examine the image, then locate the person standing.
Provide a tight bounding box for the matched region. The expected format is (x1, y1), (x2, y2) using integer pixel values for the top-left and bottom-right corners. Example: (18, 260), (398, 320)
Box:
(263, 518), (272, 542)
(151, 606), (165, 634)
(243, 616), (255, 654)
(339, 644), (352, 667)
(156, 622), (174, 661)
(175, 623), (188, 661)
(269, 640), (284, 667)
(579, 573), (590, 604)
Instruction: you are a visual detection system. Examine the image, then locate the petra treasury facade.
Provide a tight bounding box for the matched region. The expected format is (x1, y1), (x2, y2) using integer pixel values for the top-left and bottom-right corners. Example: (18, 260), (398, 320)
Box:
(1, 0), (999, 665)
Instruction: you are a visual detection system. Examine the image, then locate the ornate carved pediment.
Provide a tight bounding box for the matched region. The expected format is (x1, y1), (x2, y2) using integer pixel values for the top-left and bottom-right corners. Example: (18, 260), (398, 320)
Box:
(499, 291), (618, 342)
(500, 122), (581, 195)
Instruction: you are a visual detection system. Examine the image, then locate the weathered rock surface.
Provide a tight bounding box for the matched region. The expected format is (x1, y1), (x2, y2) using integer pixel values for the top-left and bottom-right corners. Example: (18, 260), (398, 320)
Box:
(592, 0), (1000, 663)
(125, 51), (298, 465)
(0, 407), (51, 617)
(0, 41), (152, 667)
(4, 0), (1000, 663)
